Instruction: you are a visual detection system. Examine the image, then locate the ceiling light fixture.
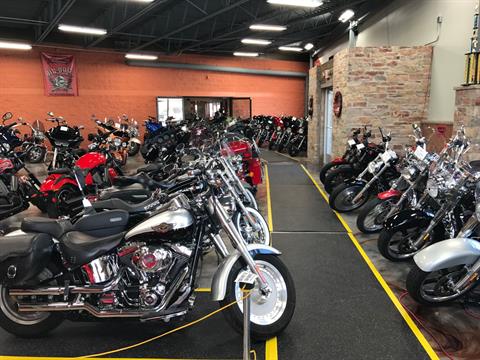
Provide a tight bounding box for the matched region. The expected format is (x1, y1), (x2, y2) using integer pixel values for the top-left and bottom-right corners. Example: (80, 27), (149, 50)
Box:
(0, 41), (32, 50)
(234, 52), (259, 57)
(125, 53), (158, 60)
(267, 0), (323, 8)
(339, 9), (355, 23)
(249, 24), (287, 31)
(304, 43), (314, 51)
(278, 46), (303, 52)
(241, 38), (272, 45)
(131, 0), (154, 2)
(58, 24), (107, 35)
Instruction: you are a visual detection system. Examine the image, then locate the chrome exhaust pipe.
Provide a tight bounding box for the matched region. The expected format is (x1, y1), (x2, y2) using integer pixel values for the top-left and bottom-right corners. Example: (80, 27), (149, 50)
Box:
(18, 301), (144, 318)
(10, 273), (122, 297)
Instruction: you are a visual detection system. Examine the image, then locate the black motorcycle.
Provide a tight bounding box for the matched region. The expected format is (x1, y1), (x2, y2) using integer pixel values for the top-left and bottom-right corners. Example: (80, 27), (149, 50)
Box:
(45, 112), (85, 169)
(287, 118), (308, 157)
(22, 119), (47, 163)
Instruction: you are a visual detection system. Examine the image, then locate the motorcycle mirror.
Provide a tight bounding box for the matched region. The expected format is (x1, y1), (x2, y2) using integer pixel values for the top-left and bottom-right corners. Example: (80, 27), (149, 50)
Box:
(2, 112), (12, 121)
(47, 111), (54, 117)
(78, 125), (85, 130)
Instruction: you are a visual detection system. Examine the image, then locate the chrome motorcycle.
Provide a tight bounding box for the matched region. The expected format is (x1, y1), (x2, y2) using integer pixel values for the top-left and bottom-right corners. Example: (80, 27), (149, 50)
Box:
(0, 166), (295, 340)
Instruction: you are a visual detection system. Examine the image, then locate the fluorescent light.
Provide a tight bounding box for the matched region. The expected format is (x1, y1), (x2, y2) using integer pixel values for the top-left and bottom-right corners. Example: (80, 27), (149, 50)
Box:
(241, 38), (272, 45)
(131, 0), (154, 2)
(304, 43), (314, 51)
(125, 53), (158, 60)
(279, 46), (303, 52)
(249, 24), (287, 31)
(267, 0), (323, 8)
(234, 52), (259, 57)
(339, 9), (355, 23)
(0, 41), (32, 50)
(58, 24), (107, 35)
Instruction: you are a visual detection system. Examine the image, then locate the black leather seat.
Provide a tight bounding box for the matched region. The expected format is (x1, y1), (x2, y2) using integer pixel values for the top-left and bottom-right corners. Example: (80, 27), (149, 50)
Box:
(60, 231), (125, 267)
(93, 197), (170, 214)
(21, 217), (73, 239)
(137, 163), (162, 174)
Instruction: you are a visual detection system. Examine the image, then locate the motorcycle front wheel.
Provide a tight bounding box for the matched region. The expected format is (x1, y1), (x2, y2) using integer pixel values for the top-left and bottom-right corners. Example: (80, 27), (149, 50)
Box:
(27, 146), (46, 163)
(287, 143), (299, 157)
(0, 285), (63, 337)
(356, 197), (399, 234)
(220, 254), (296, 341)
(377, 225), (438, 262)
(324, 166), (354, 194)
(234, 207), (270, 245)
(406, 264), (477, 305)
(127, 142), (141, 157)
(319, 161), (343, 184)
(329, 183), (368, 213)
(242, 189), (258, 210)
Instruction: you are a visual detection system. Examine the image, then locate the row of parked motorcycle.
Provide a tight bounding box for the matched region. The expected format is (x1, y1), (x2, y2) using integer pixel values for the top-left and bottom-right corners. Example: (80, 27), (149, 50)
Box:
(321, 124), (480, 306)
(250, 115), (309, 156)
(0, 111), (295, 339)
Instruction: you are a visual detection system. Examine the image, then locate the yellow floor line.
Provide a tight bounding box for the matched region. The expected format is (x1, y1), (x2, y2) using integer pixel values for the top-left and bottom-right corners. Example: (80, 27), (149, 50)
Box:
(264, 162), (278, 359)
(300, 164), (440, 360)
(264, 164), (274, 233)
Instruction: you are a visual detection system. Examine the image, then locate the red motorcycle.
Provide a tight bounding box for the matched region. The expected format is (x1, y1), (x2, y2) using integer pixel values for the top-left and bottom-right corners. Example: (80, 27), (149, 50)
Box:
(222, 137), (262, 190)
(38, 149), (123, 218)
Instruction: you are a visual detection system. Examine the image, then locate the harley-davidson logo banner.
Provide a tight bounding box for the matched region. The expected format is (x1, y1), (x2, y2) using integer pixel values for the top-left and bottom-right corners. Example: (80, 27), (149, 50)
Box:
(41, 53), (78, 96)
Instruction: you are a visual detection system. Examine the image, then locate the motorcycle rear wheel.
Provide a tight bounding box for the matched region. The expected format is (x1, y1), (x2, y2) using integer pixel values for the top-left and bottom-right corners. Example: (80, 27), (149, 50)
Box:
(220, 254), (295, 341)
(287, 144), (299, 157)
(356, 197), (399, 234)
(406, 264), (476, 305)
(27, 146), (46, 163)
(46, 184), (81, 218)
(0, 285), (63, 338)
(127, 142), (141, 157)
(329, 183), (368, 213)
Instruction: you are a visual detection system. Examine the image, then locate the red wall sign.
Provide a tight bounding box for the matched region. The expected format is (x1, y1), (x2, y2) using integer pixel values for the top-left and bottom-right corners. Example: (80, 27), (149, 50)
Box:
(41, 53), (78, 96)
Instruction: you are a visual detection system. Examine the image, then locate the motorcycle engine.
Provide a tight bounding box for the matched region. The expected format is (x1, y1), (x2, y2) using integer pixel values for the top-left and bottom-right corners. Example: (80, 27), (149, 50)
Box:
(121, 243), (192, 309)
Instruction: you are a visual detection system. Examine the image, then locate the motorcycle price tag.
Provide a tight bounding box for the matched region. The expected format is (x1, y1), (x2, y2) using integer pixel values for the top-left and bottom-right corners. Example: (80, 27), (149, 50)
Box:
(356, 143), (365, 150)
(381, 151), (392, 163)
(414, 146), (427, 161)
(348, 139), (356, 146)
(60, 126), (68, 131)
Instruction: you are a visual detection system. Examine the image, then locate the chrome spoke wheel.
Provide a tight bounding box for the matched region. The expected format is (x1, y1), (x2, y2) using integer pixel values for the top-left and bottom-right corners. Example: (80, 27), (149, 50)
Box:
(0, 286), (48, 325)
(234, 261), (288, 326)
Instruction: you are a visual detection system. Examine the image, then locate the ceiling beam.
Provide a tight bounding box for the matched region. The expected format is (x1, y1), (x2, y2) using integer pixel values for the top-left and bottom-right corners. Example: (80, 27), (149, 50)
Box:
(132, 0), (252, 51)
(36, 0), (77, 43)
(0, 17), (47, 26)
(86, 0), (176, 48)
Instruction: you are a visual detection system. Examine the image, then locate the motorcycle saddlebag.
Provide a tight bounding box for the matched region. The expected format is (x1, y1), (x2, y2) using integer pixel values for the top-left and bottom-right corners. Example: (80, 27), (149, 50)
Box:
(0, 233), (53, 285)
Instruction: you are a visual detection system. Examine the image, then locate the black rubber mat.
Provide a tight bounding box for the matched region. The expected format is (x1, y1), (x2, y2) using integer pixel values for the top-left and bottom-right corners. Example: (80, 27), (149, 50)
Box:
(0, 292), (265, 359)
(273, 233), (429, 360)
(261, 150), (290, 163)
(268, 162), (344, 233)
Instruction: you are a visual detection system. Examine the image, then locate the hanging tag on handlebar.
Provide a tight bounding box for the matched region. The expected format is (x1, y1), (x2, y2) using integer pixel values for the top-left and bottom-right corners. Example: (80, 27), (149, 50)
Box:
(348, 139), (356, 146)
(414, 146), (427, 161)
(356, 143), (365, 150)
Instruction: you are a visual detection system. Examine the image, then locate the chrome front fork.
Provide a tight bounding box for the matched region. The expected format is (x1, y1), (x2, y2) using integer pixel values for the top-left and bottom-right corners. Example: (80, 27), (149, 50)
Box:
(352, 164), (388, 204)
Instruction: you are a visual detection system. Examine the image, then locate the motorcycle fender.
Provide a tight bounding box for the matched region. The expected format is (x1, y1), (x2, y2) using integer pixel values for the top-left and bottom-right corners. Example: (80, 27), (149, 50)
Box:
(211, 245), (281, 301)
(378, 189), (402, 200)
(344, 179), (368, 187)
(383, 209), (432, 232)
(5, 230), (26, 237)
(414, 238), (480, 272)
(130, 138), (142, 144)
(332, 157), (344, 164)
(40, 175), (78, 193)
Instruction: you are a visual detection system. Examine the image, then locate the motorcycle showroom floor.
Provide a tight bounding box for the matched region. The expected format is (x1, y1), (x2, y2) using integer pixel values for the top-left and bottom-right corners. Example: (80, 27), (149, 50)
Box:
(0, 151), (452, 360)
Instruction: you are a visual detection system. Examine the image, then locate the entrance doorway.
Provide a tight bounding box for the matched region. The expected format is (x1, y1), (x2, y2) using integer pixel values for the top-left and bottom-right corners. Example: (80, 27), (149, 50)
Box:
(324, 88), (334, 163)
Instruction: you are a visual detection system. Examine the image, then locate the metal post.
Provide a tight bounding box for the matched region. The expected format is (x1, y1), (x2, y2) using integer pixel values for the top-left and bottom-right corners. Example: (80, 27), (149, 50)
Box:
(243, 289), (251, 360)
(348, 20), (358, 48)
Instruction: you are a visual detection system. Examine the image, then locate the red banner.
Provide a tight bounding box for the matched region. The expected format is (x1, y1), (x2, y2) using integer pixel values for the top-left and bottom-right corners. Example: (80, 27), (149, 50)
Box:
(41, 53), (78, 96)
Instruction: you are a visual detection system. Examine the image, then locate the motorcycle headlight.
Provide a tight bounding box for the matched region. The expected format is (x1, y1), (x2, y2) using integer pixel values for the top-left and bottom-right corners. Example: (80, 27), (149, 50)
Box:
(287, 128), (292, 133)
(401, 166), (418, 181)
(277, 126), (281, 131)
(299, 128), (304, 134)
(88, 143), (96, 150)
(113, 137), (122, 147)
(368, 161), (381, 174)
(426, 178), (438, 198)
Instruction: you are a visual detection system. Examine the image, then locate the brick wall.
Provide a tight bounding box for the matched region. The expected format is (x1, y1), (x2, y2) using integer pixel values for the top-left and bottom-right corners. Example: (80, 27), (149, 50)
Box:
(331, 46), (433, 156)
(0, 48), (307, 139)
(453, 85), (480, 161)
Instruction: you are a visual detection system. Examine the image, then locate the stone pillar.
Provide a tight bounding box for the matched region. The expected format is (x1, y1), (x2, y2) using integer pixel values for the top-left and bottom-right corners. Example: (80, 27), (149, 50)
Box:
(453, 85), (480, 161)
(307, 66), (321, 163)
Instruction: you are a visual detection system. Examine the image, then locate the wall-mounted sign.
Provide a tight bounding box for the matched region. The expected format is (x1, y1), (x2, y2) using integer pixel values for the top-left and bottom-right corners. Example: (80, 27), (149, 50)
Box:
(41, 53), (78, 96)
(333, 91), (343, 117)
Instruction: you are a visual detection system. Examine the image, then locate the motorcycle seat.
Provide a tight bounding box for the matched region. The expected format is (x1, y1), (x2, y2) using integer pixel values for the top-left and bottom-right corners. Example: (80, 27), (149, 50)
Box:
(114, 174), (176, 191)
(137, 163), (162, 174)
(59, 231), (125, 267)
(93, 197), (167, 214)
(21, 217), (73, 239)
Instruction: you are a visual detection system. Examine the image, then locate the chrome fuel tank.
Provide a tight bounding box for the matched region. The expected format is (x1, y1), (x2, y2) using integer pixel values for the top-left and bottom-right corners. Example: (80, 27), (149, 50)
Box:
(125, 195), (194, 243)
